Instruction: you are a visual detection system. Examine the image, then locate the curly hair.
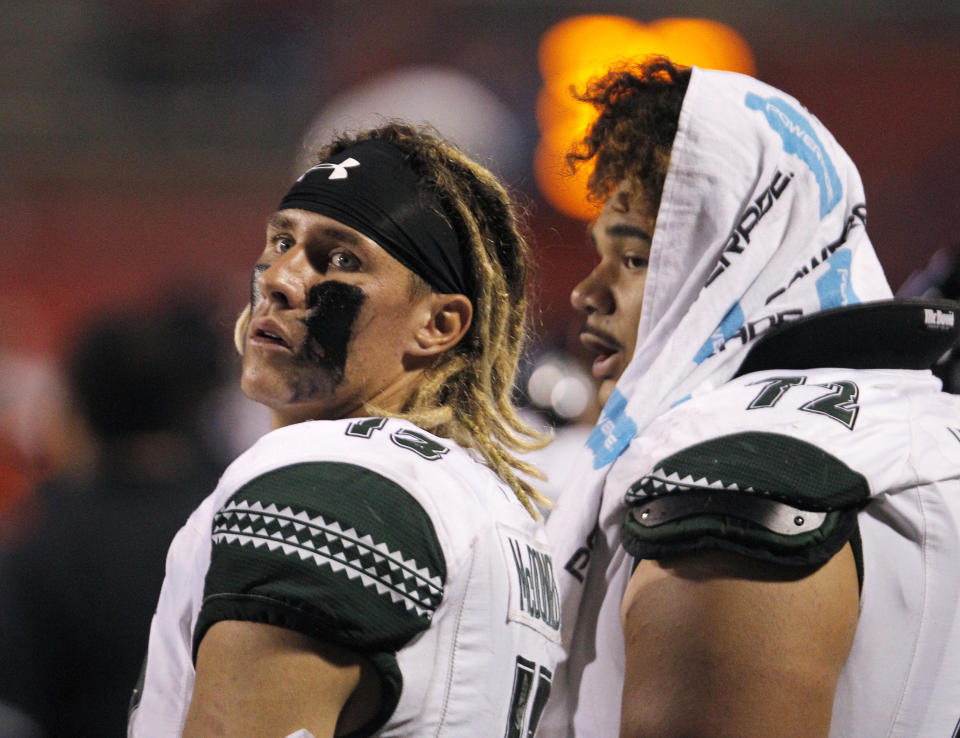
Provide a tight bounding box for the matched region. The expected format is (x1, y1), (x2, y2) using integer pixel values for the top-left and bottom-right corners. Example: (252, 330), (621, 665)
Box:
(236, 123), (551, 517)
(567, 56), (692, 211)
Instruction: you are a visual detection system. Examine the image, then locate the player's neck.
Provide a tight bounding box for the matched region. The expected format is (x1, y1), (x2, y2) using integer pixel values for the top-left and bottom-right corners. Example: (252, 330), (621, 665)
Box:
(268, 369), (426, 429)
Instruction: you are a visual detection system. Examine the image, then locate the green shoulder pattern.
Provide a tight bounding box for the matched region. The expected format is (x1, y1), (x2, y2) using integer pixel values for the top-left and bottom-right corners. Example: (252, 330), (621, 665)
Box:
(195, 461), (446, 660)
(622, 431), (869, 568)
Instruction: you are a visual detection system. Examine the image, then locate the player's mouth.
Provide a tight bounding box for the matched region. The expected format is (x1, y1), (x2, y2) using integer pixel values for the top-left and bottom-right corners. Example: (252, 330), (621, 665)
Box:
(579, 328), (623, 380)
(249, 317), (294, 351)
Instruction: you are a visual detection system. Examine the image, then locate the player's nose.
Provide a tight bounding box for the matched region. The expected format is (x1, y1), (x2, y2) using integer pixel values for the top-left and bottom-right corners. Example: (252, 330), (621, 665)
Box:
(571, 264), (614, 315)
(260, 245), (316, 310)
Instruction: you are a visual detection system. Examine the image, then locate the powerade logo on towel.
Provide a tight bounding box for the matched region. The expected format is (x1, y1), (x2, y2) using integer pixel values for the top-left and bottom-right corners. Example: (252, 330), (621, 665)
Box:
(815, 247), (860, 309)
(745, 93), (842, 219)
(587, 388), (638, 469)
(694, 301), (745, 365)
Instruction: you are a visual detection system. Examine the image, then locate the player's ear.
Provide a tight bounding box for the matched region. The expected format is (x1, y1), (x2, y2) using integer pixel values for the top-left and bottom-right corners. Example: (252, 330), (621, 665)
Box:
(410, 293), (472, 357)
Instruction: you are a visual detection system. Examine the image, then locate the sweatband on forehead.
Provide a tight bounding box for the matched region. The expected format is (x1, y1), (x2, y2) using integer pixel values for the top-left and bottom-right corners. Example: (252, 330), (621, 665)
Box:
(279, 139), (474, 302)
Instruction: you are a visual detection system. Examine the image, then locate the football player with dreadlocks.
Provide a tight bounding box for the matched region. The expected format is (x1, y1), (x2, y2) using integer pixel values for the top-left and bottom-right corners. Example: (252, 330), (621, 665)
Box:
(130, 123), (562, 737)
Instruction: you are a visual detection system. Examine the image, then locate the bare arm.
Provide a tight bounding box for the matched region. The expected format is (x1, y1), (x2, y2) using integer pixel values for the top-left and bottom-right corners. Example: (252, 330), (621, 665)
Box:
(619, 543), (859, 738)
(183, 620), (379, 738)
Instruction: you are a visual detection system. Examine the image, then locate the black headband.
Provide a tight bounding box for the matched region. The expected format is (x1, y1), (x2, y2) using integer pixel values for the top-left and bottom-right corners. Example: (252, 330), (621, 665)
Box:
(279, 139), (474, 302)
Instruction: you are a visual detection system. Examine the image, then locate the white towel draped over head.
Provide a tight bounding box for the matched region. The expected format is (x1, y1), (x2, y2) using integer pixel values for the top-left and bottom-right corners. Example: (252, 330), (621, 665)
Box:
(544, 65), (892, 723)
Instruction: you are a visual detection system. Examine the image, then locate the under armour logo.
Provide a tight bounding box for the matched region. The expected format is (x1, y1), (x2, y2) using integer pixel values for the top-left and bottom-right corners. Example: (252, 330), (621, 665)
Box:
(297, 157), (360, 182)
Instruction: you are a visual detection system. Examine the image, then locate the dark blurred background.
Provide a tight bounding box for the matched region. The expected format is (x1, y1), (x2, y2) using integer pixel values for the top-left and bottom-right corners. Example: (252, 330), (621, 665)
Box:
(0, 2), (958, 732)
(3, 0), (959, 357)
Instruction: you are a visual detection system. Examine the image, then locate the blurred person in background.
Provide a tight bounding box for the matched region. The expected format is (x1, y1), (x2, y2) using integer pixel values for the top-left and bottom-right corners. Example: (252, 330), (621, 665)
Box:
(0, 347), (78, 549)
(129, 123), (562, 737)
(542, 58), (960, 737)
(0, 298), (226, 738)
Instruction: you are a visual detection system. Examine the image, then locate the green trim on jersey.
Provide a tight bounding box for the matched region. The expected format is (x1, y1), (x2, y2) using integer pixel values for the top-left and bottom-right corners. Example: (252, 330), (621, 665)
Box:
(623, 431), (869, 568)
(194, 461), (447, 736)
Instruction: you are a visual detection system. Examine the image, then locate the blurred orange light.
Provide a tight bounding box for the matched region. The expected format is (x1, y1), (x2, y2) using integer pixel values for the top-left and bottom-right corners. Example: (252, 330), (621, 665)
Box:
(535, 15), (756, 220)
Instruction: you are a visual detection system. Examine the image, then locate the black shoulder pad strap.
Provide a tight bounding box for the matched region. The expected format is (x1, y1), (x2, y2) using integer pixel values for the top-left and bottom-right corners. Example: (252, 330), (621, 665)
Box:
(736, 297), (960, 376)
(622, 432), (869, 569)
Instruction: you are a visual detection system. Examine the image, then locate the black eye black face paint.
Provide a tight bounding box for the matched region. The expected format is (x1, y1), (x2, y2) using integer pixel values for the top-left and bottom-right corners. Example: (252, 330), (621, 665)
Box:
(296, 281), (366, 388)
(249, 264), (269, 310)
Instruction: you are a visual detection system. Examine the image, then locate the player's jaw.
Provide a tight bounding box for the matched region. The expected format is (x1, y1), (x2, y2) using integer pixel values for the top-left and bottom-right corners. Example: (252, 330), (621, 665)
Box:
(240, 320), (340, 416)
(240, 289), (362, 421)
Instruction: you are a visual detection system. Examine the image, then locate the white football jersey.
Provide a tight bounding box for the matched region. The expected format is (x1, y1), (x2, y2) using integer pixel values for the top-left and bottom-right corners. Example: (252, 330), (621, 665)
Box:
(129, 417), (562, 737)
(557, 367), (960, 738)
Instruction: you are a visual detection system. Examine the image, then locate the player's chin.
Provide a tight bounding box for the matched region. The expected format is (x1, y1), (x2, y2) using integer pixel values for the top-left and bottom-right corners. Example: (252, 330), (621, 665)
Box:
(596, 378), (617, 408)
(239, 374), (268, 407)
(239, 361), (288, 404)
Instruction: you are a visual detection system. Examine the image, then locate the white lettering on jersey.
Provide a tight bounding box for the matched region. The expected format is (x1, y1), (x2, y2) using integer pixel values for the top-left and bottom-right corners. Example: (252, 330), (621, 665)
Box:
(498, 524), (561, 643)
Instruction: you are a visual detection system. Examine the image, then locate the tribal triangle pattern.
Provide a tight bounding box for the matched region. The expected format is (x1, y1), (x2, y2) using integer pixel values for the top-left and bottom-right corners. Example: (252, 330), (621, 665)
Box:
(626, 469), (757, 503)
(623, 431), (870, 511)
(212, 498), (444, 620)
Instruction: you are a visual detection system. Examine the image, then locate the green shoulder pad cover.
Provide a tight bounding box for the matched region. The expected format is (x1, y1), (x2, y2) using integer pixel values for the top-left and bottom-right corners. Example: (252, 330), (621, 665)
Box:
(622, 432), (868, 568)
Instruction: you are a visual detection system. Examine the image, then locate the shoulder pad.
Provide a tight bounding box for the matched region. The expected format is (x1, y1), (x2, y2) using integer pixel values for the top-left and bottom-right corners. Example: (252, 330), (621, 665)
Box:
(197, 461), (446, 655)
(735, 297), (960, 375)
(622, 431), (868, 567)
(195, 460), (447, 734)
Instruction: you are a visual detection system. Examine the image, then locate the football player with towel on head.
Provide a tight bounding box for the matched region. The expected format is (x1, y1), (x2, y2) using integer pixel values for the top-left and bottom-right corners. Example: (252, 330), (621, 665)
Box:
(541, 57), (960, 738)
(129, 123), (563, 738)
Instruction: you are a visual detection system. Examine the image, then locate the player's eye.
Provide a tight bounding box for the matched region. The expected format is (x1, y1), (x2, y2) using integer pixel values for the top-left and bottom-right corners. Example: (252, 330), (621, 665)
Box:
(330, 250), (360, 271)
(268, 234), (294, 253)
(624, 254), (648, 270)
